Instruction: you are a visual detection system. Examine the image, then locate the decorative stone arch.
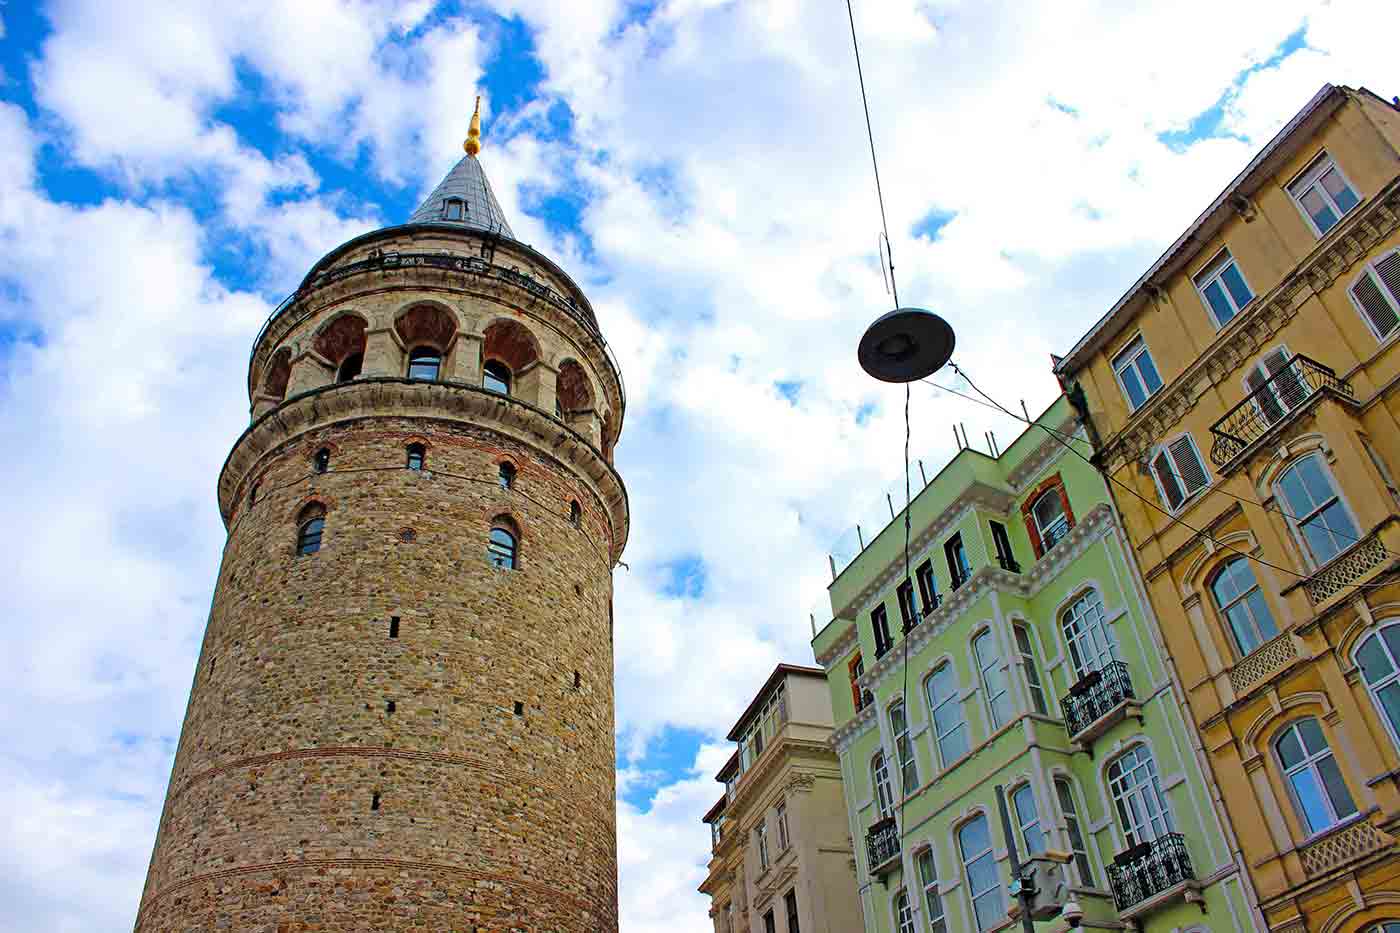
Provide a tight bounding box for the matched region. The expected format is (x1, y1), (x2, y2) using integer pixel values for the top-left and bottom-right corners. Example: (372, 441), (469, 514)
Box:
(1339, 610), (1400, 662)
(1240, 691), (1332, 752)
(556, 358), (594, 412)
(949, 804), (1001, 891)
(1318, 896), (1400, 933)
(395, 302), (459, 352)
(261, 347), (292, 400)
(292, 496), (332, 524)
(313, 311), (368, 379)
(1180, 532), (1258, 595)
(483, 316), (543, 372)
(1253, 431), (1333, 499)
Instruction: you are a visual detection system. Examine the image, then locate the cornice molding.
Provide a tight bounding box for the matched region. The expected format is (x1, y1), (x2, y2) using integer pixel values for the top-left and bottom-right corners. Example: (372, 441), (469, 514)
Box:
(831, 703), (877, 754)
(815, 621), (859, 669)
(1006, 416), (1080, 489)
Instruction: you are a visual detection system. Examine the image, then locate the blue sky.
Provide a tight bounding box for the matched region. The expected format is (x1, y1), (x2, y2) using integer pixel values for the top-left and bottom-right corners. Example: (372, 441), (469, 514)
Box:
(0, 0), (1395, 930)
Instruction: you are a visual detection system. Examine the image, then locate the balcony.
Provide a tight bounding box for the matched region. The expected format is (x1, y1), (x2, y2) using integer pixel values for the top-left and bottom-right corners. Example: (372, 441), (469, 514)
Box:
(1107, 833), (1199, 917)
(1208, 354), (1352, 467)
(1061, 661), (1140, 747)
(866, 817), (900, 876)
(1303, 529), (1392, 604)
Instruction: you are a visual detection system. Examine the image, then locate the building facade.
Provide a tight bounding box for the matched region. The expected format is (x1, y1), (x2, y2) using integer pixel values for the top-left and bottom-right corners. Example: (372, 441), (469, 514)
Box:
(1055, 84), (1400, 933)
(132, 105), (630, 931)
(811, 396), (1253, 932)
(700, 665), (864, 933)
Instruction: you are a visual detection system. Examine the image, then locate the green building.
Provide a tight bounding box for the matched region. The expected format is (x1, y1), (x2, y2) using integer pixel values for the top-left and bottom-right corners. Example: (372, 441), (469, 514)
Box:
(810, 396), (1255, 932)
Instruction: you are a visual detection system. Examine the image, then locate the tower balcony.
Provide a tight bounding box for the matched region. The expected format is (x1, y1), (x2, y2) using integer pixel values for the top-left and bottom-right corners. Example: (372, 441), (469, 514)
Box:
(1208, 354), (1352, 469)
(1061, 661), (1141, 748)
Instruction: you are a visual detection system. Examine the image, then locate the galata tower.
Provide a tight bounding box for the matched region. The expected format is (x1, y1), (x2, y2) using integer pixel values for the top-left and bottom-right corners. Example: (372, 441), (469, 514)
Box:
(133, 99), (628, 932)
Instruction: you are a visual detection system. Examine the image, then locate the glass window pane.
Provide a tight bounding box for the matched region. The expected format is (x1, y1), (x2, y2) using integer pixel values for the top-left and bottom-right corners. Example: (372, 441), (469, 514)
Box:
(1290, 769), (1332, 833)
(1203, 280), (1235, 325)
(1277, 467), (1314, 516)
(1302, 518), (1344, 565)
(1276, 727), (1305, 768)
(1376, 682), (1400, 739)
(1302, 188), (1339, 233)
(1120, 366), (1147, 408)
(1296, 457), (1336, 507)
(1318, 500), (1359, 547)
(965, 852), (998, 893)
(1383, 627), (1400, 665)
(1137, 351), (1162, 392)
(1321, 169), (1359, 213)
(1316, 756), (1357, 819)
(1245, 589), (1277, 640)
(973, 890), (1004, 931)
(1225, 603), (1261, 655)
(1356, 636), (1395, 684)
(1221, 263), (1253, 309)
(959, 816), (990, 856)
(941, 723), (969, 762)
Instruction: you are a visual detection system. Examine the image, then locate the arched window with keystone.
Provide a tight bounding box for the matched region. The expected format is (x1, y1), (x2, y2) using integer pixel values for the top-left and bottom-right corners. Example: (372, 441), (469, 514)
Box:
(488, 516), (519, 569)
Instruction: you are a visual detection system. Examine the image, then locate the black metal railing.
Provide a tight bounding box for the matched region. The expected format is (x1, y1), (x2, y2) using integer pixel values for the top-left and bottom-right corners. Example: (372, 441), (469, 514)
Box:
(1061, 661), (1135, 738)
(866, 817), (900, 871)
(1107, 833), (1194, 911)
(922, 594), (943, 615)
(1209, 355), (1351, 466)
(997, 554), (1022, 573)
(1041, 521), (1070, 552)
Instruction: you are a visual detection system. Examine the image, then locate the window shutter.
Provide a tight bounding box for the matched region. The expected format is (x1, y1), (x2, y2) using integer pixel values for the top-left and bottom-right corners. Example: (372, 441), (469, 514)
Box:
(1168, 436), (1209, 496)
(1351, 257), (1400, 339)
(1153, 451), (1184, 510)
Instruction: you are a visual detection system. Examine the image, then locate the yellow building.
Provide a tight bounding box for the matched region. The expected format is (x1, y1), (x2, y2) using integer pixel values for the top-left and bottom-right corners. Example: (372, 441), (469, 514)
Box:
(700, 664), (864, 933)
(1056, 84), (1400, 932)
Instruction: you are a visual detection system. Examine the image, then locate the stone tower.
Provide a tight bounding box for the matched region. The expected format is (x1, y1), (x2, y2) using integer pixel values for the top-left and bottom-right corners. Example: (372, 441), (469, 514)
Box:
(133, 100), (628, 932)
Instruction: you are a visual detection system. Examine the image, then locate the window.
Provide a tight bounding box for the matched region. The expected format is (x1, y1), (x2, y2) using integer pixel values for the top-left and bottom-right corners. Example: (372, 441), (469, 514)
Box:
(1014, 624), (1047, 715)
(890, 701), (917, 793)
(756, 820), (770, 871)
(406, 443), (425, 471)
(336, 352), (362, 382)
(990, 521), (1018, 572)
(897, 579), (918, 631)
(1055, 777), (1095, 886)
(916, 848), (947, 933)
(1349, 250), (1400, 341)
(1276, 718), (1357, 834)
(1288, 152), (1360, 236)
(763, 908), (776, 933)
(1107, 746), (1174, 846)
(443, 197), (465, 221)
(945, 534), (971, 590)
(498, 462), (516, 489)
(736, 684), (788, 774)
(570, 500), (582, 526)
(926, 663), (969, 768)
(1193, 249), (1254, 327)
(407, 346), (441, 381)
(1356, 625), (1400, 753)
(872, 751), (895, 819)
(959, 814), (1006, 932)
(1011, 784), (1046, 856)
(1112, 336), (1163, 411)
(1151, 434), (1210, 511)
(1275, 454), (1360, 566)
(893, 889), (915, 933)
(915, 560), (940, 613)
(313, 447), (330, 473)
(872, 605), (893, 659)
(1031, 488), (1070, 552)
(483, 359), (511, 395)
(776, 801), (790, 851)
(1362, 437), (1400, 506)
(974, 630), (1012, 730)
(783, 889), (800, 933)
(488, 525), (517, 569)
(1245, 347), (1309, 426)
(1210, 557), (1278, 656)
(848, 653), (867, 711)
(1062, 589), (1116, 680)
(296, 505), (325, 555)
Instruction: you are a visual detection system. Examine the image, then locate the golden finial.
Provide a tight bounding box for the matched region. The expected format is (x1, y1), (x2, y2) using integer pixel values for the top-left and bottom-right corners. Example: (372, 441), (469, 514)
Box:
(464, 96), (483, 155)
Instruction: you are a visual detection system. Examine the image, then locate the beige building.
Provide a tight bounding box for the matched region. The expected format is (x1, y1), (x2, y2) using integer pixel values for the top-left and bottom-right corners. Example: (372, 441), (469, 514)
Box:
(700, 665), (863, 933)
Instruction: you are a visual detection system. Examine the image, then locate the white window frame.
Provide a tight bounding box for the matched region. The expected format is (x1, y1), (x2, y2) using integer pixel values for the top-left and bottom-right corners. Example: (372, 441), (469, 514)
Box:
(973, 629), (1012, 730)
(893, 888), (915, 933)
(1275, 718), (1357, 835)
(1149, 433), (1211, 513)
(1053, 776), (1095, 887)
(1273, 453), (1361, 569)
(1112, 335), (1163, 411)
(958, 813), (1006, 932)
(1353, 624), (1400, 755)
(1287, 150), (1361, 238)
(1209, 556), (1279, 657)
(756, 819), (770, 871)
(916, 847), (947, 933)
(1347, 249), (1400, 342)
(1031, 487), (1070, 551)
(776, 801), (790, 851)
(1193, 247), (1255, 328)
(1061, 589), (1116, 681)
(1107, 745), (1174, 847)
(1011, 783), (1046, 856)
(889, 700), (918, 793)
(926, 663), (969, 769)
(872, 751), (895, 819)
(1014, 623), (1048, 715)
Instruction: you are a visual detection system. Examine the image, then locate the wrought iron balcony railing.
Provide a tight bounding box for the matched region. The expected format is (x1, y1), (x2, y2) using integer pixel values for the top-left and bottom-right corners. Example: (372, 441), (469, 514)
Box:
(997, 554), (1022, 573)
(866, 817), (900, 873)
(1061, 661), (1135, 739)
(1208, 354), (1352, 466)
(1107, 833), (1194, 912)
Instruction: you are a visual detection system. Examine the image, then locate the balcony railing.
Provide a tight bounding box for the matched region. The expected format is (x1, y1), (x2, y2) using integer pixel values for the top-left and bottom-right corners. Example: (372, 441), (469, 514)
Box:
(1061, 661), (1135, 739)
(1208, 355), (1352, 466)
(997, 554), (1022, 573)
(1107, 833), (1195, 912)
(1303, 530), (1391, 604)
(866, 817), (900, 874)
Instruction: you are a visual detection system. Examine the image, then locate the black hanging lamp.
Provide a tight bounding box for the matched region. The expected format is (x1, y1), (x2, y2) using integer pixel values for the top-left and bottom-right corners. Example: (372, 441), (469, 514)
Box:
(857, 307), (955, 383)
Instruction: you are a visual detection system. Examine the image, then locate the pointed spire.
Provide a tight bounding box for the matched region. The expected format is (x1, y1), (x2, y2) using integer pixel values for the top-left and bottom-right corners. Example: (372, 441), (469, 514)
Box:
(464, 96), (483, 156)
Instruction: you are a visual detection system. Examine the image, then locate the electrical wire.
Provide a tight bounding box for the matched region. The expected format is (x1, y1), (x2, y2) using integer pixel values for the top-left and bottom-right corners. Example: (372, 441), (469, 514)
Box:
(845, 0), (899, 310)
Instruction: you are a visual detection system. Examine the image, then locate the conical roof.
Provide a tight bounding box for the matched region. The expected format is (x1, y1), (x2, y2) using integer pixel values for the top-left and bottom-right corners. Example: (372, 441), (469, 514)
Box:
(407, 152), (515, 238)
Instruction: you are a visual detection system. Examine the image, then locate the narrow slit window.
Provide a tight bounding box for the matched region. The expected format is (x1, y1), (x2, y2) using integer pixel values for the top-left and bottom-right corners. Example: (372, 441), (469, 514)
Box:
(385, 700), (396, 714)
(513, 701), (524, 716)
(370, 792), (381, 811)
(406, 444), (425, 471)
(489, 525), (518, 569)
(570, 500), (582, 526)
(313, 448), (330, 474)
(389, 616), (400, 638)
(498, 462), (516, 490)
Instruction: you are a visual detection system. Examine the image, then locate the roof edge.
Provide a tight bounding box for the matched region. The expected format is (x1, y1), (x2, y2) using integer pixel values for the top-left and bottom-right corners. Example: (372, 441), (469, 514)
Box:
(724, 663), (826, 742)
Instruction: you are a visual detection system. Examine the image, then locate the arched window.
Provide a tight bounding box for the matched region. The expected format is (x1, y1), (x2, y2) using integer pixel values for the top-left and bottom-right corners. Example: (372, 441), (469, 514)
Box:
(1014, 624), (1047, 715)
(893, 889), (915, 933)
(1011, 784), (1045, 856)
(1275, 454), (1359, 567)
(925, 663), (968, 768)
(888, 700), (917, 793)
(407, 347), (441, 381)
(974, 630), (1012, 729)
(1367, 924), (1400, 933)
(1032, 489), (1070, 550)
(296, 504), (326, 556)
(871, 751), (894, 819)
(337, 352), (363, 382)
(915, 848), (947, 933)
(488, 525), (517, 569)
(1210, 557), (1278, 656)
(406, 444), (425, 471)
(958, 814), (1006, 932)
(498, 462), (516, 489)
(570, 500), (582, 526)
(1275, 718), (1357, 834)
(1355, 625), (1400, 751)
(1107, 745), (1173, 846)
(1054, 777), (1095, 886)
(483, 359), (511, 395)
(313, 448), (330, 474)
(1061, 589), (1116, 681)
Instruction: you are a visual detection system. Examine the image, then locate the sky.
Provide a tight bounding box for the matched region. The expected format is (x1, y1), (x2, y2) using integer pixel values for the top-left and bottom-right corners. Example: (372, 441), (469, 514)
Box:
(0, 0), (1396, 930)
